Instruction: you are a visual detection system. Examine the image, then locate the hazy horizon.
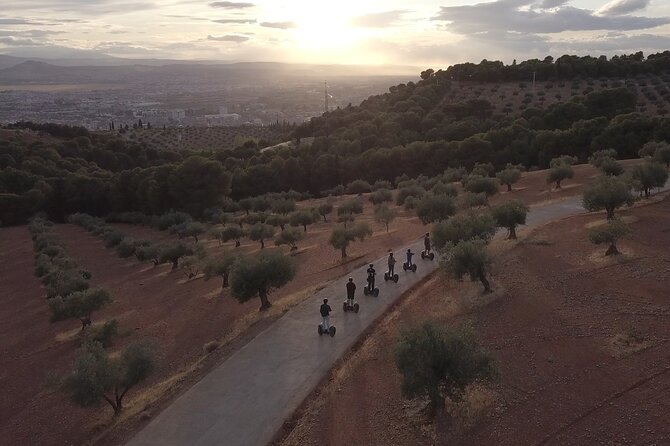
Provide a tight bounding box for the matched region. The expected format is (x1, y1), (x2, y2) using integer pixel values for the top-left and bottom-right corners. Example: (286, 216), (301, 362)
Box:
(0, 0), (668, 68)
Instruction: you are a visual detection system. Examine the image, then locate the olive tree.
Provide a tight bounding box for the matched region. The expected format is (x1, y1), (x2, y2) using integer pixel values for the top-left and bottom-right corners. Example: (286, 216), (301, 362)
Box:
(204, 252), (239, 288)
(588, 149), (618, 168)
(230, 251), (296, 310)
(369, 188), (393, 205)
(441, 239), (493, 292)
(599, 157), (624, 176)
(158, 242), (193, 270)
(271, 198), (296, 215)
(135, 244), (161, 266)
(248, 223), (276, 249)
(180, 255), (202, 280)
(491, 200), (529, 239)
(265, 214), (288, 231)
(213, 226), (246, 247)
(629, 162), (668, 198)
(433, 213), (497, 251)
(654, 143), (670, 168)
(337, 199), (364, 217)
(49, 288), (113, 330)
(64, 340), (155, 416)
(289, 210), (317, 232)
(329, 222), (373, 258)
(317, 203), (333, 222)
(275, 227), (305, 251)
(582, 176), (634, 219)
(589, 218), (630, 256)
(374, 204), (396, 232)
(416, 194), (457, 224)
(547, 163), (574, 189)
(395, 322), (495, 415)
(463, 175), (499, 197)
(171, 221), (206, 243)
(496, 165), (522, 192)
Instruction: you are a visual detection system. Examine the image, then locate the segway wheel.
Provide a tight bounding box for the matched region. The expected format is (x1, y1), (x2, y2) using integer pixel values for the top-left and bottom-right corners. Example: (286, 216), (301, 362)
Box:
(354, 303), (360, 313)
(383, 273), (389, 282)
(429, 253), (435, 261)
(411, 264), (417, 272)
(363, 287), (369, 296)
(403, 263), (408, 271)
(373, 288), (379, 297)
(329, 326), (336, 337)
(421, 252), (426, 259)
(343, 302), (348, 312)
(318, 325), (323, 335)
(393, 274), (399, 283)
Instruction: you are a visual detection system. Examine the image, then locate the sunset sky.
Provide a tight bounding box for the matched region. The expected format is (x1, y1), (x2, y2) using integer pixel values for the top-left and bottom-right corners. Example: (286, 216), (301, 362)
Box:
(1, 0), (669, 67)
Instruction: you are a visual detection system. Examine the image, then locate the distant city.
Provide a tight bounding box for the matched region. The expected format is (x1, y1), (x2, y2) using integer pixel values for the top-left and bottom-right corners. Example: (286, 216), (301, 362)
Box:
(0, 58), (415, 130)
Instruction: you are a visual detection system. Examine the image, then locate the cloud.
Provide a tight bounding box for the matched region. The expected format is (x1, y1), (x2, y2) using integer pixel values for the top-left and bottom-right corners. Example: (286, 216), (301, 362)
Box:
(212, 18), (256, 24)
(259, 21), (297, 29)
(554, 32), (670, 52)
(207, 34), (250, 43)
(432, 0), (670, 34)
(0, 18), (50, 25)
(0, 36), (42, 46)
(210, 1), (254, 8)
(538, 0), (568, 8)
(0, 29), (66, 37)
(596, 0), (649, 17)
(350, 10), (410, 28)
(0, 1), (156, 15)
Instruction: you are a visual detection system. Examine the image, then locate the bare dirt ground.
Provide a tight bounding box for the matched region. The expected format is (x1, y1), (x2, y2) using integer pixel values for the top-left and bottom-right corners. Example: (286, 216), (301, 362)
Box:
(0, 160), (646, 446)
(278, 193), (670, 446)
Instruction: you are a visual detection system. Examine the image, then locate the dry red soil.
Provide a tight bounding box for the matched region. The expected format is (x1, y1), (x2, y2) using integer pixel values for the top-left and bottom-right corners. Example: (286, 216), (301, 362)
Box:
(0, 160), (644, 445)
(279, 193), (670, 446)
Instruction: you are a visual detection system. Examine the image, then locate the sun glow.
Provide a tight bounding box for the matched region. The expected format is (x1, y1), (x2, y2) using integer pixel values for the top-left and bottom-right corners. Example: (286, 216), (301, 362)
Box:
(290, 6), (363, 50)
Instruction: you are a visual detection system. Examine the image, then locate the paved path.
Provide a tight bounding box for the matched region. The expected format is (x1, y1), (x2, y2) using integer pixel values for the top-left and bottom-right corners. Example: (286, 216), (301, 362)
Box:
(128, 187), (668, 446)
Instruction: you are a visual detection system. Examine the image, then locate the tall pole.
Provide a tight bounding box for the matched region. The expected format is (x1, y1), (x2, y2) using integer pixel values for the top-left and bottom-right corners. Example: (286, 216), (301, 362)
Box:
(532, 71), (536, 94)
(324, 80), (329, 113)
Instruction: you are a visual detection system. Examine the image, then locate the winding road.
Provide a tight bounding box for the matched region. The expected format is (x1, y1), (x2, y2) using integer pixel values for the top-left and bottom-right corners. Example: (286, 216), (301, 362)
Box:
(127, 185), (668, 446)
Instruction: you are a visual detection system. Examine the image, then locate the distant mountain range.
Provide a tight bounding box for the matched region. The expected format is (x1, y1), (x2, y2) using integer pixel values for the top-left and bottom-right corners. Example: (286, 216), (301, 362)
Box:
(0, 54), (419, 85)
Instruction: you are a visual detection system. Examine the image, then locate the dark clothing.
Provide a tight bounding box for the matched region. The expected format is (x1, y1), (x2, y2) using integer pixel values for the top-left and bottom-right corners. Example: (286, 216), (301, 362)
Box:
(320, 303), (331, 317)
(388, 255), (396, 275)
(406, 251), (414, 265)
(424, 236), (431, 251)
(367, 267), (376, 290)
(346, 282), (356, 299)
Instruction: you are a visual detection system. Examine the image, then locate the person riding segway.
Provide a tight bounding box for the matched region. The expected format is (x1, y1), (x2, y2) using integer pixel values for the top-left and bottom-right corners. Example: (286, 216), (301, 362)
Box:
(363, 264), (379, 297)
(318, 298), (336, 337)
(384, 251), (399, 282)
(343, 277), (359, 313)
(421, 232), (435, 260)
(403, 248), (417, 272)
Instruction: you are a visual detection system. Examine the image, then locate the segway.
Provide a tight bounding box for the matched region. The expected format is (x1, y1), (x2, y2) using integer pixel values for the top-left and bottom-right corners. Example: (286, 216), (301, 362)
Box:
(384, 271), (399, 282)
(362, 278), (380, 297)
(403, 262), (417, 272)
(318, 324), (336, 337)
(343, 300), (360, 313)
(421, 250), (435, 261)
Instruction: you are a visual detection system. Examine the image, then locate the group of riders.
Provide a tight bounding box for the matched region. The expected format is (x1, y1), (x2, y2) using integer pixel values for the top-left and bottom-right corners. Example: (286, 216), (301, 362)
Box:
(320, 233), (432, 332)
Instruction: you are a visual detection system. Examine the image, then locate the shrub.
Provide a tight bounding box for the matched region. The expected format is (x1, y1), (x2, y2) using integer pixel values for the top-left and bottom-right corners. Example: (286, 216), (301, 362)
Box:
(158, 242), (192, 270)
(46, 269), (90, 299)
(599, 158), (624, 176)
(588, 149), (618, 168)
(155, 211), (192, 230)
(430, 182), (458, 197)
(345, 179), (372, 195)
(271, 199), (296, 215)
(84, 319), (119, 348)
(337, 199), (364, 217)
(396, 185), (426, 206)
(546, 163), (574, 189)
(369, 188), (393, 205)
(103, 230), (126, 248)
(395, 322), (495, 415)
(135, 244), (161, 265)
(470, 162), (495, 177)
(203, 252), (239, 288)
(461, 192), (489, 208)
(372, 180), (393, 191)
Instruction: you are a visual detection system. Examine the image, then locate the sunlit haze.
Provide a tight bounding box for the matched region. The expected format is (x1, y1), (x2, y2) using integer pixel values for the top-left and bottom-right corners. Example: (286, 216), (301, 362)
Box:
(1, 0), (669, 66)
